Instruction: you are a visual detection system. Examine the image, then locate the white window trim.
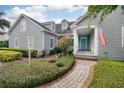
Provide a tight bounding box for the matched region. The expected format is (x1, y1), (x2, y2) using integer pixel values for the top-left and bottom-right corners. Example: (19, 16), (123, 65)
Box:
(28, 36), (34, 49)
(50, 38), (54, 49)
(122, 25), (124, 48)
(14, 37), (19, 48)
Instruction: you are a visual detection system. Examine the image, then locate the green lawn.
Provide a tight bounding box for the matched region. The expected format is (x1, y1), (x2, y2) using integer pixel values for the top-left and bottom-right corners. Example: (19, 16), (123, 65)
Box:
(0, 55), (74, 88)
(90, 59), (124, 88)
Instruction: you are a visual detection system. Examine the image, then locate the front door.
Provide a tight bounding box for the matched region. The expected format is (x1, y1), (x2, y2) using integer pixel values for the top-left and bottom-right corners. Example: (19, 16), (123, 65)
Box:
(80, 37), (87, 50)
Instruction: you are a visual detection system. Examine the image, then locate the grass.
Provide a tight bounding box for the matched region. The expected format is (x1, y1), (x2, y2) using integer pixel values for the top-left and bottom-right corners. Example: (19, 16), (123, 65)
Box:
(89, 59), (124, 88)
(0, 55), (74, 88)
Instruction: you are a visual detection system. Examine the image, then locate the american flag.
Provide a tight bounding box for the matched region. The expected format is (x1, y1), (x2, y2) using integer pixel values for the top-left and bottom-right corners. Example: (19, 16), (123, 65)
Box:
(99, 27), (107, 46)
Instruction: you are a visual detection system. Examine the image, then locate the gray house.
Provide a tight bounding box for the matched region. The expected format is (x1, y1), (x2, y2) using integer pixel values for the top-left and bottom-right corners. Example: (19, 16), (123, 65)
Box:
(72, 6), (124, 59)
(9, 14), (58, 55)
(9, 6), (124, 59)
(8, 14), (74, 55)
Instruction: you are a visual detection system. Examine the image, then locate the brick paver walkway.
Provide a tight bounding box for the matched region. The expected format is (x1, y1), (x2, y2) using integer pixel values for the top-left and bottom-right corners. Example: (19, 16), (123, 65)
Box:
(38, 60), (96, 88)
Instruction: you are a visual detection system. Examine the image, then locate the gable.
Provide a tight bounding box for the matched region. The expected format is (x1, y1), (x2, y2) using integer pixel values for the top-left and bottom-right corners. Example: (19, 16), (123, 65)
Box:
(75, 6), (123, 27)
(9, 14), (43, 34)
(10, 17), (43, 36)
(9, 14), (57, 36)
(61, 20), (69, 30)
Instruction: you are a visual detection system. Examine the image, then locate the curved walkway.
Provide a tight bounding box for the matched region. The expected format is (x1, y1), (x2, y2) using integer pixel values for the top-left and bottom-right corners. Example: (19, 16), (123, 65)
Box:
(38, 60), (96, 88)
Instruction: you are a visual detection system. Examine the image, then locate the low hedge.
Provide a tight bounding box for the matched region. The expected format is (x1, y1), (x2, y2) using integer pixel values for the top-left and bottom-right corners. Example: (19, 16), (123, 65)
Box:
(0, 56), (74, 87)
(0, 48), (38, 57)
(0, 50), (22, 62)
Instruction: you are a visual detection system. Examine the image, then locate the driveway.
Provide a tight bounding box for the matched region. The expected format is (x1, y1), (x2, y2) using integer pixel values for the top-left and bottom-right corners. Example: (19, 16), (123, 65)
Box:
(38, 60), (97, 88)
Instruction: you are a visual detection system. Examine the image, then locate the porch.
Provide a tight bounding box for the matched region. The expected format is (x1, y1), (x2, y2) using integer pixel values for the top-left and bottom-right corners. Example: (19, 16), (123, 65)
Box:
(73, 25), (98, 56)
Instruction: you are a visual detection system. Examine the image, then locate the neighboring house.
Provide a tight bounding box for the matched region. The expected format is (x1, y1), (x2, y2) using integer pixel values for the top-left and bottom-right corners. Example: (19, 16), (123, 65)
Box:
(55, 19), (74, 39)
(72, 6), (124, 59)
(8, 14), (74, 55)
(9, 6), (124, 59)
(0, 32), (9, 41)
(8, 14), (58, 55)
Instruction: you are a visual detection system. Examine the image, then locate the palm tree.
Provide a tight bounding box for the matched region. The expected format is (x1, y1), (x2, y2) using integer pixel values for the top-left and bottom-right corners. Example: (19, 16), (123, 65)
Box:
(0, 12), (10, 30)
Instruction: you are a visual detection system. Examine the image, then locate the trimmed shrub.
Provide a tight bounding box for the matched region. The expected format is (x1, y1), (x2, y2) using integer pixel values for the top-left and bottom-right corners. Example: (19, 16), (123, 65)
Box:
(49, 47), (63, 55)
(58, 36), (72, 55)
(0, 50), (22, 62)
(56, 62), (64, 67)
(0, 48), (38, 57)
(41, 50), (48, 57)
(49, 59), (56, 63)
(0, 41), (8, 48)
(0, 55), (74, 87)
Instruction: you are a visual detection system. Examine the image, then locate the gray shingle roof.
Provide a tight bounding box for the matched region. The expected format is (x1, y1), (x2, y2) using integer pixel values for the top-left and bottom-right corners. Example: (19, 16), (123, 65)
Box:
(24, 14), (75, 34)
(24, 15), (52, 31)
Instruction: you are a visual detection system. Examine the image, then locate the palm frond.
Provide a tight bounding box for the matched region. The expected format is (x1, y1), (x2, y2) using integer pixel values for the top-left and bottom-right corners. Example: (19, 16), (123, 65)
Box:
(0, 19), (10, 30)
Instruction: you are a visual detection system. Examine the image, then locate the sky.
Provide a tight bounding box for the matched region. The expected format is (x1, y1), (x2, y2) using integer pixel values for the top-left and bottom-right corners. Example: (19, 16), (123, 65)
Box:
(0, 5), (88, 25)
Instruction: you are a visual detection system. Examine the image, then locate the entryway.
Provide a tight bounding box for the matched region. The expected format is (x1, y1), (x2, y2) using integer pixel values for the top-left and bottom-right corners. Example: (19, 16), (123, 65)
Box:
(80, 37), (88, 51)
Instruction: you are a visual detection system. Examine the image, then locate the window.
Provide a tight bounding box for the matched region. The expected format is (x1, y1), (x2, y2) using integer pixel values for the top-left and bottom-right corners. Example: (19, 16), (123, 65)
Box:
(122, 25), (124, 47)
(50, 38), (54, 49)
(14, 37), (19, 48)
(51, 24), (55, 31)
(50, 23), (55, 32)
(62, 21), (68, 30)
(28, 36), (34, 49)
(20, 19), (26, 32)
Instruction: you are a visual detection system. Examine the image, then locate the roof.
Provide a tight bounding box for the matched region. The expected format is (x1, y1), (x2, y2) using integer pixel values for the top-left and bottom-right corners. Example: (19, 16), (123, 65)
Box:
(24, 14), (52, 31)
(42, 21), (55, 25)
(9, 13), (75, 35)
(9, 14), (57, 35)
(75, 13), (89, 25)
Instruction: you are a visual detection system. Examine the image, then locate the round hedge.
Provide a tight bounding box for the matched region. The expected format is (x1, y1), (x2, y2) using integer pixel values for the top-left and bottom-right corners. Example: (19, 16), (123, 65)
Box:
(0, 50), (22, 62)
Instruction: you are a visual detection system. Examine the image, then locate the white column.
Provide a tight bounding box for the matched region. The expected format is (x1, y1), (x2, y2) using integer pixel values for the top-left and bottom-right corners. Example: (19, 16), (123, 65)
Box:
(73, 29), (78, 55)
(94, 26), (98, 56)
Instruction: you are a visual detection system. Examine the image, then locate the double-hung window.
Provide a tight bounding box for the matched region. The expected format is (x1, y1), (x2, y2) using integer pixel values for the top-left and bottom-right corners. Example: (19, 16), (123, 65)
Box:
(20, 19), (26, 32)
(50, 38), (54, 49)
(14, 37), (19, 48)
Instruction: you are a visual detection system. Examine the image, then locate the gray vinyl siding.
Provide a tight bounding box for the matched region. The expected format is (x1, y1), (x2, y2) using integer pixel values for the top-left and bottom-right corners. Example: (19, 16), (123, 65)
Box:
(9, 17), (44, 54)
(44, 31), (57, 52)
(76, 6), (124, 59)
(77, 15), (100, 27)
(98, 7), (124, 59)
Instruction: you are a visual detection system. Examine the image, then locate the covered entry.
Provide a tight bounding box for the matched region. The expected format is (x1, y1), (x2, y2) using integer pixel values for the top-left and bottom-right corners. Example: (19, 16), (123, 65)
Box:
(73, 25), (98, 56)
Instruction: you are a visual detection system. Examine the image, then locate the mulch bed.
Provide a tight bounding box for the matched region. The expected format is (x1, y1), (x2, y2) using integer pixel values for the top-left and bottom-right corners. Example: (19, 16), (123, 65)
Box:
(21, 54), (58, 62)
